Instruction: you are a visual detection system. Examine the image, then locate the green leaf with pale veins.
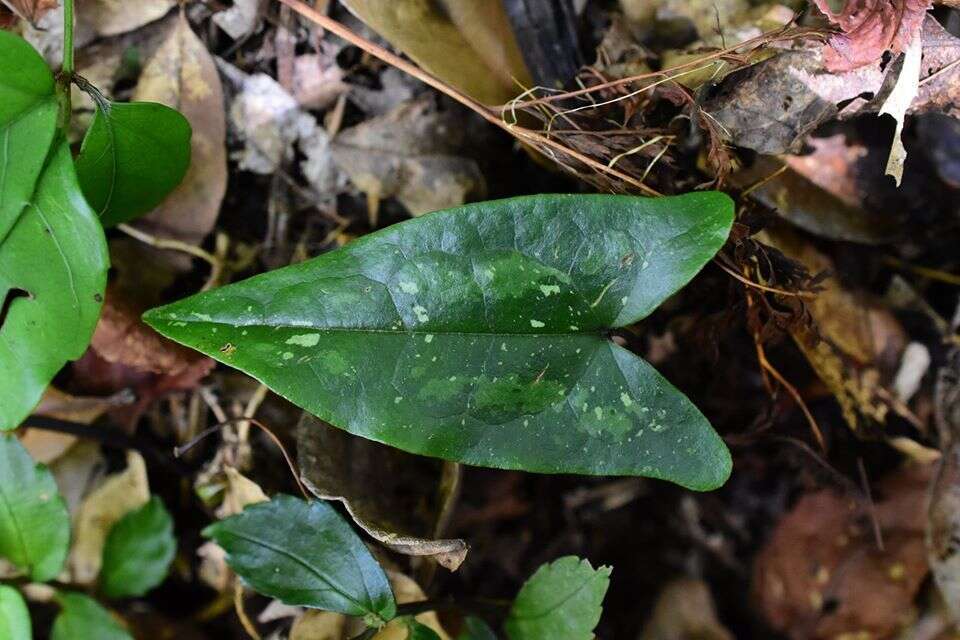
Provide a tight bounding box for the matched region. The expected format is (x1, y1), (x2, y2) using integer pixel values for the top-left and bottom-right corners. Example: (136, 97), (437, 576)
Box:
(202, 495), (396, 623)
(0, 434), (70, 581)
(100, 496), (176, 598)
(51, 592), (133, 640)
(505, 556), (610, 640)
(145, 193), (734, 489)
(0, 30), (58, 243)
(0, 141), (110, 430)
(75, 101), (192, 226)
(0, 585), (31, 640)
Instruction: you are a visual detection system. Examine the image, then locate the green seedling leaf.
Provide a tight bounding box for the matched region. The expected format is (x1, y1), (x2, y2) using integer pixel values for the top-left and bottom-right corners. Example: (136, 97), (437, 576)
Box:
(505, 556), (610, 640)
(145, 193), (734, 489)
(0, 141), (110, 430)
(0, 585), (31, 640)
(0, 434), (70, 581)
(203, 494), (396, 623)
(100, 496), (176, 599)
(51, 592), (133, 640)
(458, 617), (498, 640)
(75, 101), (192, 226)
(0, 30), (58, 242)
(405, 618), (443, 640)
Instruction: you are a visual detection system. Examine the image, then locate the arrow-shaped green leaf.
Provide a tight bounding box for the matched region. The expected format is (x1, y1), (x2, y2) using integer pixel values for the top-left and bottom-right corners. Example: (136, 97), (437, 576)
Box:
(145, 193), (734, 489)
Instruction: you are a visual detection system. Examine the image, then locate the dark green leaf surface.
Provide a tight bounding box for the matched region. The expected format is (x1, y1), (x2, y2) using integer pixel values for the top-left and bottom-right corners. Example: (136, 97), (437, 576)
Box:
(145, 194), (734, 488)
(505, 556), (610, 640)
(0, 435), (70, 581)
(0, 585), (31, 640)
(0, 30), (58, 242)
(51, 592), (133, 640)
(75, 101), (191, 226)
(100, 496), (176, 598)
(0, 141), (110, 430)
(458, 617), (498, 640)
(203, 495), (396, 622)
(405, 618), (443, 640)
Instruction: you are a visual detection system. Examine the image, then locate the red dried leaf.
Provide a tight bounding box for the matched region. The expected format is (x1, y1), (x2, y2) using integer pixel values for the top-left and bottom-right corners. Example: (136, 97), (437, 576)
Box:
(812, 0), (932, 71)
(0, 0), (58, 24)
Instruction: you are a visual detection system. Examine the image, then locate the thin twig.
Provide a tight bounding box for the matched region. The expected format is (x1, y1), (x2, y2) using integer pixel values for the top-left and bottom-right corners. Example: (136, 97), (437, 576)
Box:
(755, 339), (827, 451)
(234, 579), (261, 640)
(118, 223), (223, 286)
(714, 259), (815, 298)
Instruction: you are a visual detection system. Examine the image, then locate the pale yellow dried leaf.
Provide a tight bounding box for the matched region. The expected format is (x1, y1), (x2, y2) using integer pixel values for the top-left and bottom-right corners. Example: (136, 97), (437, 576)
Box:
(133, 12), (226, 244)
(879, 31), (923, 186)
(289, 610), (347, 640)
(216, 466), (268, 518)
(69, 451), (150, 584)
(83, 0), (174, 36)
(373, 572), (449, 640)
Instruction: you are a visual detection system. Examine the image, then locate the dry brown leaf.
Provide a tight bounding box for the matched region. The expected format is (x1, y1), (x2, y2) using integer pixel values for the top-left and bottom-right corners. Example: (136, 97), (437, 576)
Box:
(216, 466), (268, 519)
(913, 16), (960, 119)
(20, 388), (130, 463)
(754, 464), (933, 639)
(640, 578), (734, 640)
(132, 12), (227, 244)
(211, 0), (260, 40)
(50, 440), (106, 518)
(0, 0), (57, 24)
(340, 0), (531, 105)
(82, 0), (174, 37)
(812, 0), (932, 71)
(878, 30), (923, 185)
(69, 451), (150, 584)
(289, 610), (347, 640)
(371, 572), (450, 640)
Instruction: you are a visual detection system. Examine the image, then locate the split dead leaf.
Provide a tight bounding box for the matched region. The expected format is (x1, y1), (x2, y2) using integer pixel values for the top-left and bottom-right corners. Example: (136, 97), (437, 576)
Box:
(331, 98), (484, 220)
(132, 12), (227, 245)
(640, 578), (734, 640)
(83, 0), (174, 37)
(812, 0), (932, 72)
(298, 413), (468, 571)
(0, 0), (57, 24)
(754, 463), (933, 639)
(340, 0), (531, 105)
(69, 451), (150, 584)
(878, 31), (923, 185)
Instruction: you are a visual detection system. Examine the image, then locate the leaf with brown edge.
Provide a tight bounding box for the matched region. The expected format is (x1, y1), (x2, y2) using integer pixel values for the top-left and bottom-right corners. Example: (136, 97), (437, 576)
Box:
(131, 12), (226, 245)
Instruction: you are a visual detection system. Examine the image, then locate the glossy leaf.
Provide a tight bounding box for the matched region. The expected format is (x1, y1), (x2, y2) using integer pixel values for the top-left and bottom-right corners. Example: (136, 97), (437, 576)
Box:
(0, 434), (70, 581)
(145, 193), (734, 489)
(0, 141), (110, 430)
(75, 101), (192, 226)
(202, 494), (396, 623)
(0, 585), (31, 640)
(505, 556), (610, 640)
(0, 29), (58, 242)
(100, 496), (176, 598)
(51, 592), (133, 640)
(458, 617), (498, 640)
(406, 618), (443, 640)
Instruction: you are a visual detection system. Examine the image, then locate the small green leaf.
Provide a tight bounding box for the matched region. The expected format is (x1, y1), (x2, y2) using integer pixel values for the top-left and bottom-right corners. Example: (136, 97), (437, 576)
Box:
(0, 30), (58, 242)
(145, 193), (734, 488)
(405, 618), (442, 640)
(202, 495), (396, 622)
(0, 434), (70, 581)
(75, 101), (192, 226)
(51, 592), (133, 640)
(0, 585), (31, 640)
(0, 141), (110, 430)
(100, 496), (176, 599)
(505, 556), (610, 640)
(458, 617), (497, 640)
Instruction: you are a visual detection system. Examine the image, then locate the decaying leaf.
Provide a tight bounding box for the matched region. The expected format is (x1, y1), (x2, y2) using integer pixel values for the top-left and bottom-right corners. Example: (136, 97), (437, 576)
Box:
(289, 610), (346, 640)
(927, 349), (960, 623)
(211, 0), (261, 40)
(69, 451), (150, 584)
(754, 463), (933, 639)
(216, 466), (268, 519)
(878, 31), (923, 185)
(640, 578), (733, 640)
(83, 0), (174, 37)
(340, 0), (531, 105)
(913, 17), (960, 119)
(21, 388), (130, 463)
(298, 414), (468, 571)
(812, 0), (932, 72)
(132, 12), (226, 244)
(371, 572), (450, 640)
(0, 0), (57, 24)
(331, 98), (484, 218)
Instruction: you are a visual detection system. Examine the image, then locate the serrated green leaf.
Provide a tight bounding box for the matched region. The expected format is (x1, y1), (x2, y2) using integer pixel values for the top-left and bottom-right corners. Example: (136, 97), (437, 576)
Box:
(405, 618), (443, 640)
(75, 101), (192, 226)
(51, 592), (133, 640)
(505, 556), (610, 640)
(0, 434), (70, 581)
(100, 496), (176, 599)
(202, 495), (396, 622)
(0, 585), (31, 640)
(0, 141), (110, 430)
(144, 193), (734, 488)
(458, 617), (498, 640)
(0, 30), (58, 243)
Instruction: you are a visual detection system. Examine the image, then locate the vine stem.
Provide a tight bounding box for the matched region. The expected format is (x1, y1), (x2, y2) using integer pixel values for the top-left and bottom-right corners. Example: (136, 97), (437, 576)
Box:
(61, 0), (75, 75)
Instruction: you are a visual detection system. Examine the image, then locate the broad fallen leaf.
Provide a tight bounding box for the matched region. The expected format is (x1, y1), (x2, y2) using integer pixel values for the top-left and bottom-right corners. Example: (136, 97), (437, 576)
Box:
(640, 578), (733, 640)
(298, 414), (468, 571)
(290, 610), (346, 640)
(216, 466), (268, 519)
(132, 12), (226, 244)
(83, 0), (174, 37)
(21, 388), (130, 463)
(812, 0), (932, 71)
(69, 451), (150, 584)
